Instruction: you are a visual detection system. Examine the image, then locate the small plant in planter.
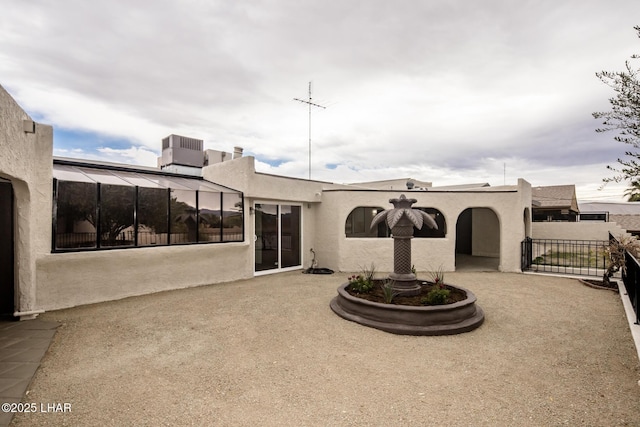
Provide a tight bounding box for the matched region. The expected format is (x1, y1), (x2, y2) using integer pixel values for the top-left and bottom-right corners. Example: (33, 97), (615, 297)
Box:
(422, 265), (450, 305)
(347, 275), (373, 293)
(347, 263), (377, 294)
(428, 265), (445, 287)
(422, 287), (450, 305)
(380, 279), (399, 304)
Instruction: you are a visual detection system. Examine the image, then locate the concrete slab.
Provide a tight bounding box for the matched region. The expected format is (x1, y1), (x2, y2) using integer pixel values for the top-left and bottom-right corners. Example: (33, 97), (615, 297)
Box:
(0, 320), (57, 427)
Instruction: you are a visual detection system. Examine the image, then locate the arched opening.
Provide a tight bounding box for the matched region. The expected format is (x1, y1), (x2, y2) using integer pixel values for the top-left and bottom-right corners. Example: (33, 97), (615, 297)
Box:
(0, 178), (14, 316)
(455, 207), (500, 271)
(345, 206), (387, 237)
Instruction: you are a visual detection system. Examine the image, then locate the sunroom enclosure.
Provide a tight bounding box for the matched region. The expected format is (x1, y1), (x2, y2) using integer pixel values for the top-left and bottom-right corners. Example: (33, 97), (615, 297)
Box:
(52, 160), (244, 251)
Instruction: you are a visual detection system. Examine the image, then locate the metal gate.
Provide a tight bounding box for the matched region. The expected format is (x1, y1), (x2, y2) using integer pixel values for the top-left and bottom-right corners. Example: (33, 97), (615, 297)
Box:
(521, 238), (607, 277)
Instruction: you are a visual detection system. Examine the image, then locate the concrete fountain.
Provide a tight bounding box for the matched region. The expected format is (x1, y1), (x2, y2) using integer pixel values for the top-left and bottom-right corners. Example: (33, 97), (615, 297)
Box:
(330, 194), (484, 335)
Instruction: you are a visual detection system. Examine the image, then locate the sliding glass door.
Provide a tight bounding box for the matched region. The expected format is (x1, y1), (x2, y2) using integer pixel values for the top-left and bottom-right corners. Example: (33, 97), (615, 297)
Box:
(254, 203), (301, 273)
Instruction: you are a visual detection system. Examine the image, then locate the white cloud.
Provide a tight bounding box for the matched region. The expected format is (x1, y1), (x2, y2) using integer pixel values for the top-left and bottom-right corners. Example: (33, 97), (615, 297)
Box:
(96, 146), (159, 166)
(1, 0), (639, 202)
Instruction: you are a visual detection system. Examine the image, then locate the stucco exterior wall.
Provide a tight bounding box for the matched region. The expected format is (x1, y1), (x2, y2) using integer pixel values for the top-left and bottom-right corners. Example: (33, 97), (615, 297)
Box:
(36, 174), (255, 311)
(0, 85), (53, 316)
(203, 157), (326, 202)
(205, 157), (327, 272)
(317, 181), (531, 274)
(36, 242), (252, 310)
(532, 221), (627, 241)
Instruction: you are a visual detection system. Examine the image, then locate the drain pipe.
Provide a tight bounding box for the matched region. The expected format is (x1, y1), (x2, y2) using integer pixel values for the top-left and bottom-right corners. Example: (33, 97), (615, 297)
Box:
(14, 309), (45, 320)
(310, 248), (318, 269)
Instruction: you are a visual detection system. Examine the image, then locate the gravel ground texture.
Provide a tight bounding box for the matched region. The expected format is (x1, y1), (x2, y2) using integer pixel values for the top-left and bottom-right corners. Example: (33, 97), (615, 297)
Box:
(11, 271), (640, 427)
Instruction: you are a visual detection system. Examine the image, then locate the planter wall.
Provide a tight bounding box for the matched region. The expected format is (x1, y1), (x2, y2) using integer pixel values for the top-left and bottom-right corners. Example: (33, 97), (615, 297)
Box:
(330, 283), (484, 336)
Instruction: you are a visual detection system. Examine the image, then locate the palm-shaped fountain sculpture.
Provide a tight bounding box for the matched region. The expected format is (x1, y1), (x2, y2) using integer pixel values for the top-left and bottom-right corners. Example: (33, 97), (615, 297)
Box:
(370, 194), (438, 296)
(330, 193), (484, 335)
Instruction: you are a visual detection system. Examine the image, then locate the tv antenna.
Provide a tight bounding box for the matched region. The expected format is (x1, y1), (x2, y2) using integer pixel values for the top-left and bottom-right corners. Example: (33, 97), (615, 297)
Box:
(294, 82), (326, 180)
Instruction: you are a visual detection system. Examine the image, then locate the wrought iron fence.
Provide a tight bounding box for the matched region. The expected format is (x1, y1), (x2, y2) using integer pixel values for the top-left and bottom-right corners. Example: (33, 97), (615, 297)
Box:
(521, 238), (608, 276)
(523, 234), (639, 324)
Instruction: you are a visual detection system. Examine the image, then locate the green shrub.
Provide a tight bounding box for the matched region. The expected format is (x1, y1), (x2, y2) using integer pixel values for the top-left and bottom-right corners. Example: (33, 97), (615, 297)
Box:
(380, 279), (398, 304)
(347, 274), (374, 293)
(422, 287), (450, 305)
(347, 263), (377, 293)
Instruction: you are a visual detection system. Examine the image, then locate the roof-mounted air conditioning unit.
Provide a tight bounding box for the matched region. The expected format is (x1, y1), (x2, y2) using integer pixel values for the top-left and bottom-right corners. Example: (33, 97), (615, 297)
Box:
(161, 134), (204, 168)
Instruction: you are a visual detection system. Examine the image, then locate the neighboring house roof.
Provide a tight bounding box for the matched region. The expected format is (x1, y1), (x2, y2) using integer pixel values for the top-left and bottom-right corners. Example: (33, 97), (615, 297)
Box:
(346, 178), (432, 190)
(430, 183), (490, 190)
(532, 185), (579, 212)
(579, 202), (640, 215)
(609, 215), (640, 232)
(337, 180), (492, 191)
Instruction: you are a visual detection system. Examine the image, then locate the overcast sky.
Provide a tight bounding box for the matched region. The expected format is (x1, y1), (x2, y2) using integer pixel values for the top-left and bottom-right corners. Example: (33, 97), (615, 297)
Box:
(1, 0), (639, 201)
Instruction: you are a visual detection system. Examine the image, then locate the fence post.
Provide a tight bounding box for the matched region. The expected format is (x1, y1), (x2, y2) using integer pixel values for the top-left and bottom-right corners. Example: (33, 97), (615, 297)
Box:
(521, 237), (532, 271)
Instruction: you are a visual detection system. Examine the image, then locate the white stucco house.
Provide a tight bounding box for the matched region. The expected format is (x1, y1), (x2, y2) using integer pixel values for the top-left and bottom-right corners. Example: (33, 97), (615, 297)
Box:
(1, 84), (539, 319)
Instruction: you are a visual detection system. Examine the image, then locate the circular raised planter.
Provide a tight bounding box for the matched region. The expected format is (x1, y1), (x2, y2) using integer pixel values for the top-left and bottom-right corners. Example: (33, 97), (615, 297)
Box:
(330, 282), (484, 336)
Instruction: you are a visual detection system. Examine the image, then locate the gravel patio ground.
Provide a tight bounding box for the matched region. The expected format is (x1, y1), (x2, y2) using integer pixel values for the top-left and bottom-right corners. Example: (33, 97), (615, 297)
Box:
(11, 271), (640, 426)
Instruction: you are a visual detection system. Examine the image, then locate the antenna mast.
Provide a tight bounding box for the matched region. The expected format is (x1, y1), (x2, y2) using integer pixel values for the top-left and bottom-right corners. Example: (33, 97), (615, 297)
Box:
(294, 82), (326, 180)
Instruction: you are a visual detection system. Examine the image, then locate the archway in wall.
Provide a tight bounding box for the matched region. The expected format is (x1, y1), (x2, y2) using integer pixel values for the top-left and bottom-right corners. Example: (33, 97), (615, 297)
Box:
(455, 207), (500, 271)
(0, 178), (14, 316)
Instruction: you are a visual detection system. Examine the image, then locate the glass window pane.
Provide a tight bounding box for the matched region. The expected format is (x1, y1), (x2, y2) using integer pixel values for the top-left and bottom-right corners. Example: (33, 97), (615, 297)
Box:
(281, 205), (301, 268)
(354, 208), (365, 233)
(79, 168), (132, 186)
(199, 180), (235, 192)
(345, 207), (387, 237)
(170, 177), (232, 192)
(55, 181), (97, 249)
(198, 192), (221, 242)
(255, 204), (279, 271)
(170, 189), (197, 244)
(53, 165), (96, 183)
(118, 172), (167, 188)
(413, 208), (446, 238)
(138, 188), (169, 246)
(222, 193), (243, 242)
(142, 175), (192, 190)
(100, 185), (135, 247)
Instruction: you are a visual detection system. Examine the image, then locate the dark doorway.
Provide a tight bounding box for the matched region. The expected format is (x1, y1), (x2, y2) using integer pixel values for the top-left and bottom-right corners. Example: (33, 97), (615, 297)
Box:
(455, 208), (472, 255)
(455, 207), (500, 271)
(0, 180), (14, 315)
